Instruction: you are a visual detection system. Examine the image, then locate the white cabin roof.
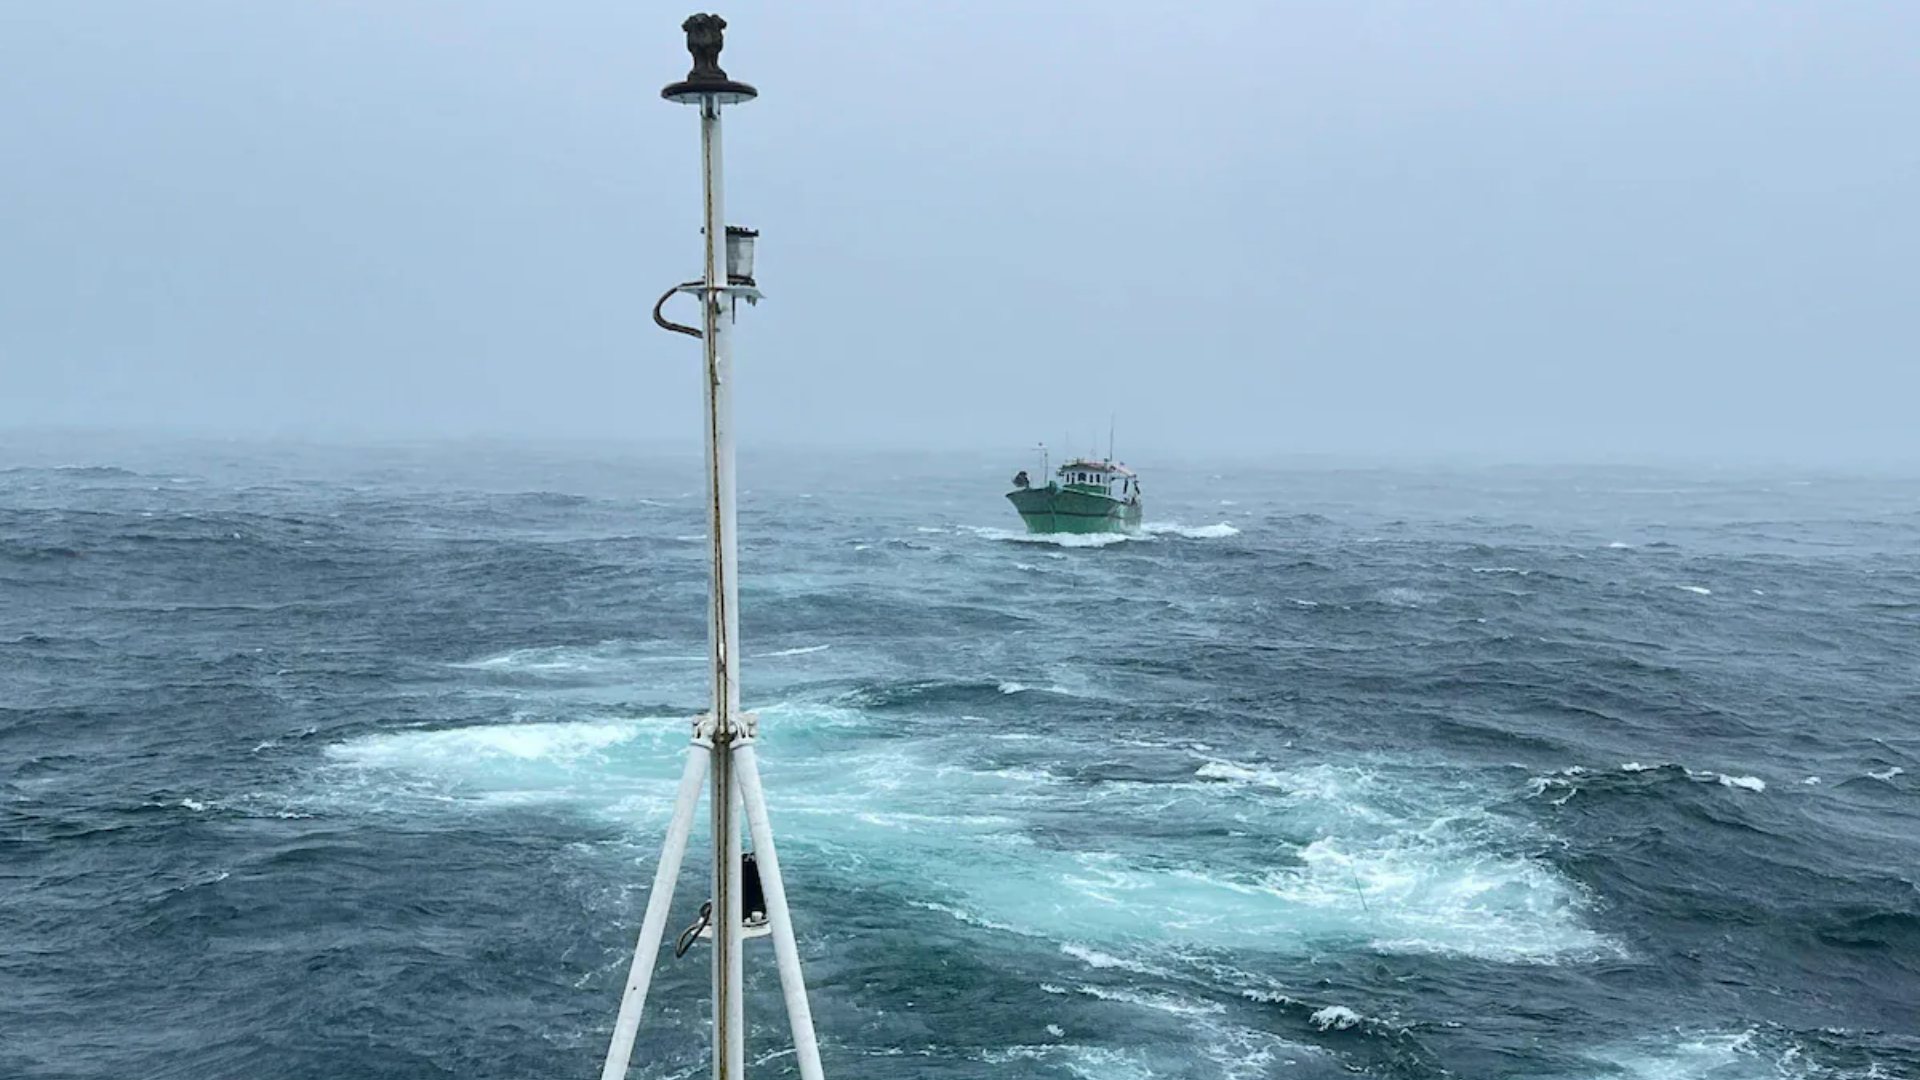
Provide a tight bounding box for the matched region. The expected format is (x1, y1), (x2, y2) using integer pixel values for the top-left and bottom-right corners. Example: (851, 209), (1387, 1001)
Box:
(1059, 458), (1136, 478)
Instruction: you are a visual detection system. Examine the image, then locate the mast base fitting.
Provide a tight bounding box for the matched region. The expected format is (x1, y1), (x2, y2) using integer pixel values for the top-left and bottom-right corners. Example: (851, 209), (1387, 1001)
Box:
(692, 711), (760, 743)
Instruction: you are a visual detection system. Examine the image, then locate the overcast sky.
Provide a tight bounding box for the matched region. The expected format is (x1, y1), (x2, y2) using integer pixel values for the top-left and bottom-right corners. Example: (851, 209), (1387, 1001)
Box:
(2, 1), (1915, 464)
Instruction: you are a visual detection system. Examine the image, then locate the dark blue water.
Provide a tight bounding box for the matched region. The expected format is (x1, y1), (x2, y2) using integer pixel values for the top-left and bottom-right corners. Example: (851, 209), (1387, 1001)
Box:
(4, 435), (1918, 1079)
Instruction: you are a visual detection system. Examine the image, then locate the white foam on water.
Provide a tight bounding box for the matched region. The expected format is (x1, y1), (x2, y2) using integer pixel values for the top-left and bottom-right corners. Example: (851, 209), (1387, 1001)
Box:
(330, 718), (647, 766)
(1678, 585), (1713, 595)
(455, 641), (703, 676)
(1564, 1028), (1829, 1080)
(1142, 521), (1241, 539)
(1071, 983), (1224, 1019)
(315, 704), (866, 822)
(909, 899), (1025, 936)
(1184, 760), (1613, 962)
(1538, 762), (1767, 799)
(966, 525), (1136, 549)
(1287, 836), (1610, 962)
(1608, 541), (1635, 549)
(760, 644), (831, 657)
(1867, 766), (1903, 781)
(1680, 767), (1766, 793)
(1196, 760), (1285, 786)
(1472, 566), (1531, 575)
(1309, 1005), (1363, 1031)
(1378, 586), (1434, 607)
(1059, 942), (1174, 978)
(978, 1043), (1156, 1080)
(317, 712), (1612, 968)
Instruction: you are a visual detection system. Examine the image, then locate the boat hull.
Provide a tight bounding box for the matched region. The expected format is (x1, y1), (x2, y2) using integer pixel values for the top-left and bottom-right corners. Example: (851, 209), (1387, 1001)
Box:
(1005, 487), (1143, 535)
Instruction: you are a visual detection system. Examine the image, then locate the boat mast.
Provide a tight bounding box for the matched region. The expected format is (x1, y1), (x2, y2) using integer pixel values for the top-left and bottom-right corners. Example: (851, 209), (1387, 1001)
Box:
(677, 25), (750, 1079)
(600, 17), (826, 1080)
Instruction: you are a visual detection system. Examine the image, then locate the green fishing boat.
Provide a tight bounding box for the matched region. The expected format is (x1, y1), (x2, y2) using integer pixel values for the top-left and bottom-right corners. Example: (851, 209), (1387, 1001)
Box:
(1006, 456), (1143, 535)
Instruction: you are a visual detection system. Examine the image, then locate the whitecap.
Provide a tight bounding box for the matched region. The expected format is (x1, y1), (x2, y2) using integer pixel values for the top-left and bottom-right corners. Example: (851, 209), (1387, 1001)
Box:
(1678, 585), (1712, 595)
(1570, 1028), (1821, 1080)
(1059, 943), (1171, 978)
(1073, 983), (1224, 1018)
(314, 716), (1613, 967)
(761, 644), (831, 657)
(1309, 1005), (1363, 1031)
(910, 900), (1025, 936)
(329, 719), (647, 768)
(1196, 760), (1284, 787)
(1143, 521), (1241, 539)
(966, 526), (1137, 549)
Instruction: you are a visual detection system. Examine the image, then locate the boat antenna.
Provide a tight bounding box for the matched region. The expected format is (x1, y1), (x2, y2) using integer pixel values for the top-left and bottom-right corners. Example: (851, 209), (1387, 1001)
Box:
(605, 16), (826, 1080)
(1108, 413), (1115, 464)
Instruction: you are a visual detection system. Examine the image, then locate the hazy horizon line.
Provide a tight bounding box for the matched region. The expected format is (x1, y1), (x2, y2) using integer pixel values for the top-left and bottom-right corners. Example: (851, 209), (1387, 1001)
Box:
(6, 423), (1920, 477)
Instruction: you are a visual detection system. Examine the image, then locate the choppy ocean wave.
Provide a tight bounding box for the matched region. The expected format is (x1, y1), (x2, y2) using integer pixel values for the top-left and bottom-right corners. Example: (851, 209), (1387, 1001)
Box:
(4, 442), (1919, 1079)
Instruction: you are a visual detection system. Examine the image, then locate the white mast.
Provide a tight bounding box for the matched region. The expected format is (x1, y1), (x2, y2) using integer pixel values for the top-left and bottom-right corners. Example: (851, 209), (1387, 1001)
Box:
(604, 15), (825, 1080)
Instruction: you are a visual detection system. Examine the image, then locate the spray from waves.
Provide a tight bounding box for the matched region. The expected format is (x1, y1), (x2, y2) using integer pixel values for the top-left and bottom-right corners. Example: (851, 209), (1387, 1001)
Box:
(1142, 522), (1241, 539)
(759, 644), (831, 658)
(315, 706), (1613, 968)
(1544, 1027), (1866, 1080)
(962, 522), (1239, 548)
(1020, 985), (1338, 1080)
(454, 641), (705, 677)
(1309, 1006), (1363, 1032)
(1186, 757), (1616, 963)
(964, 526), (1134, 549)
(1528, 762), (1767, 804)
